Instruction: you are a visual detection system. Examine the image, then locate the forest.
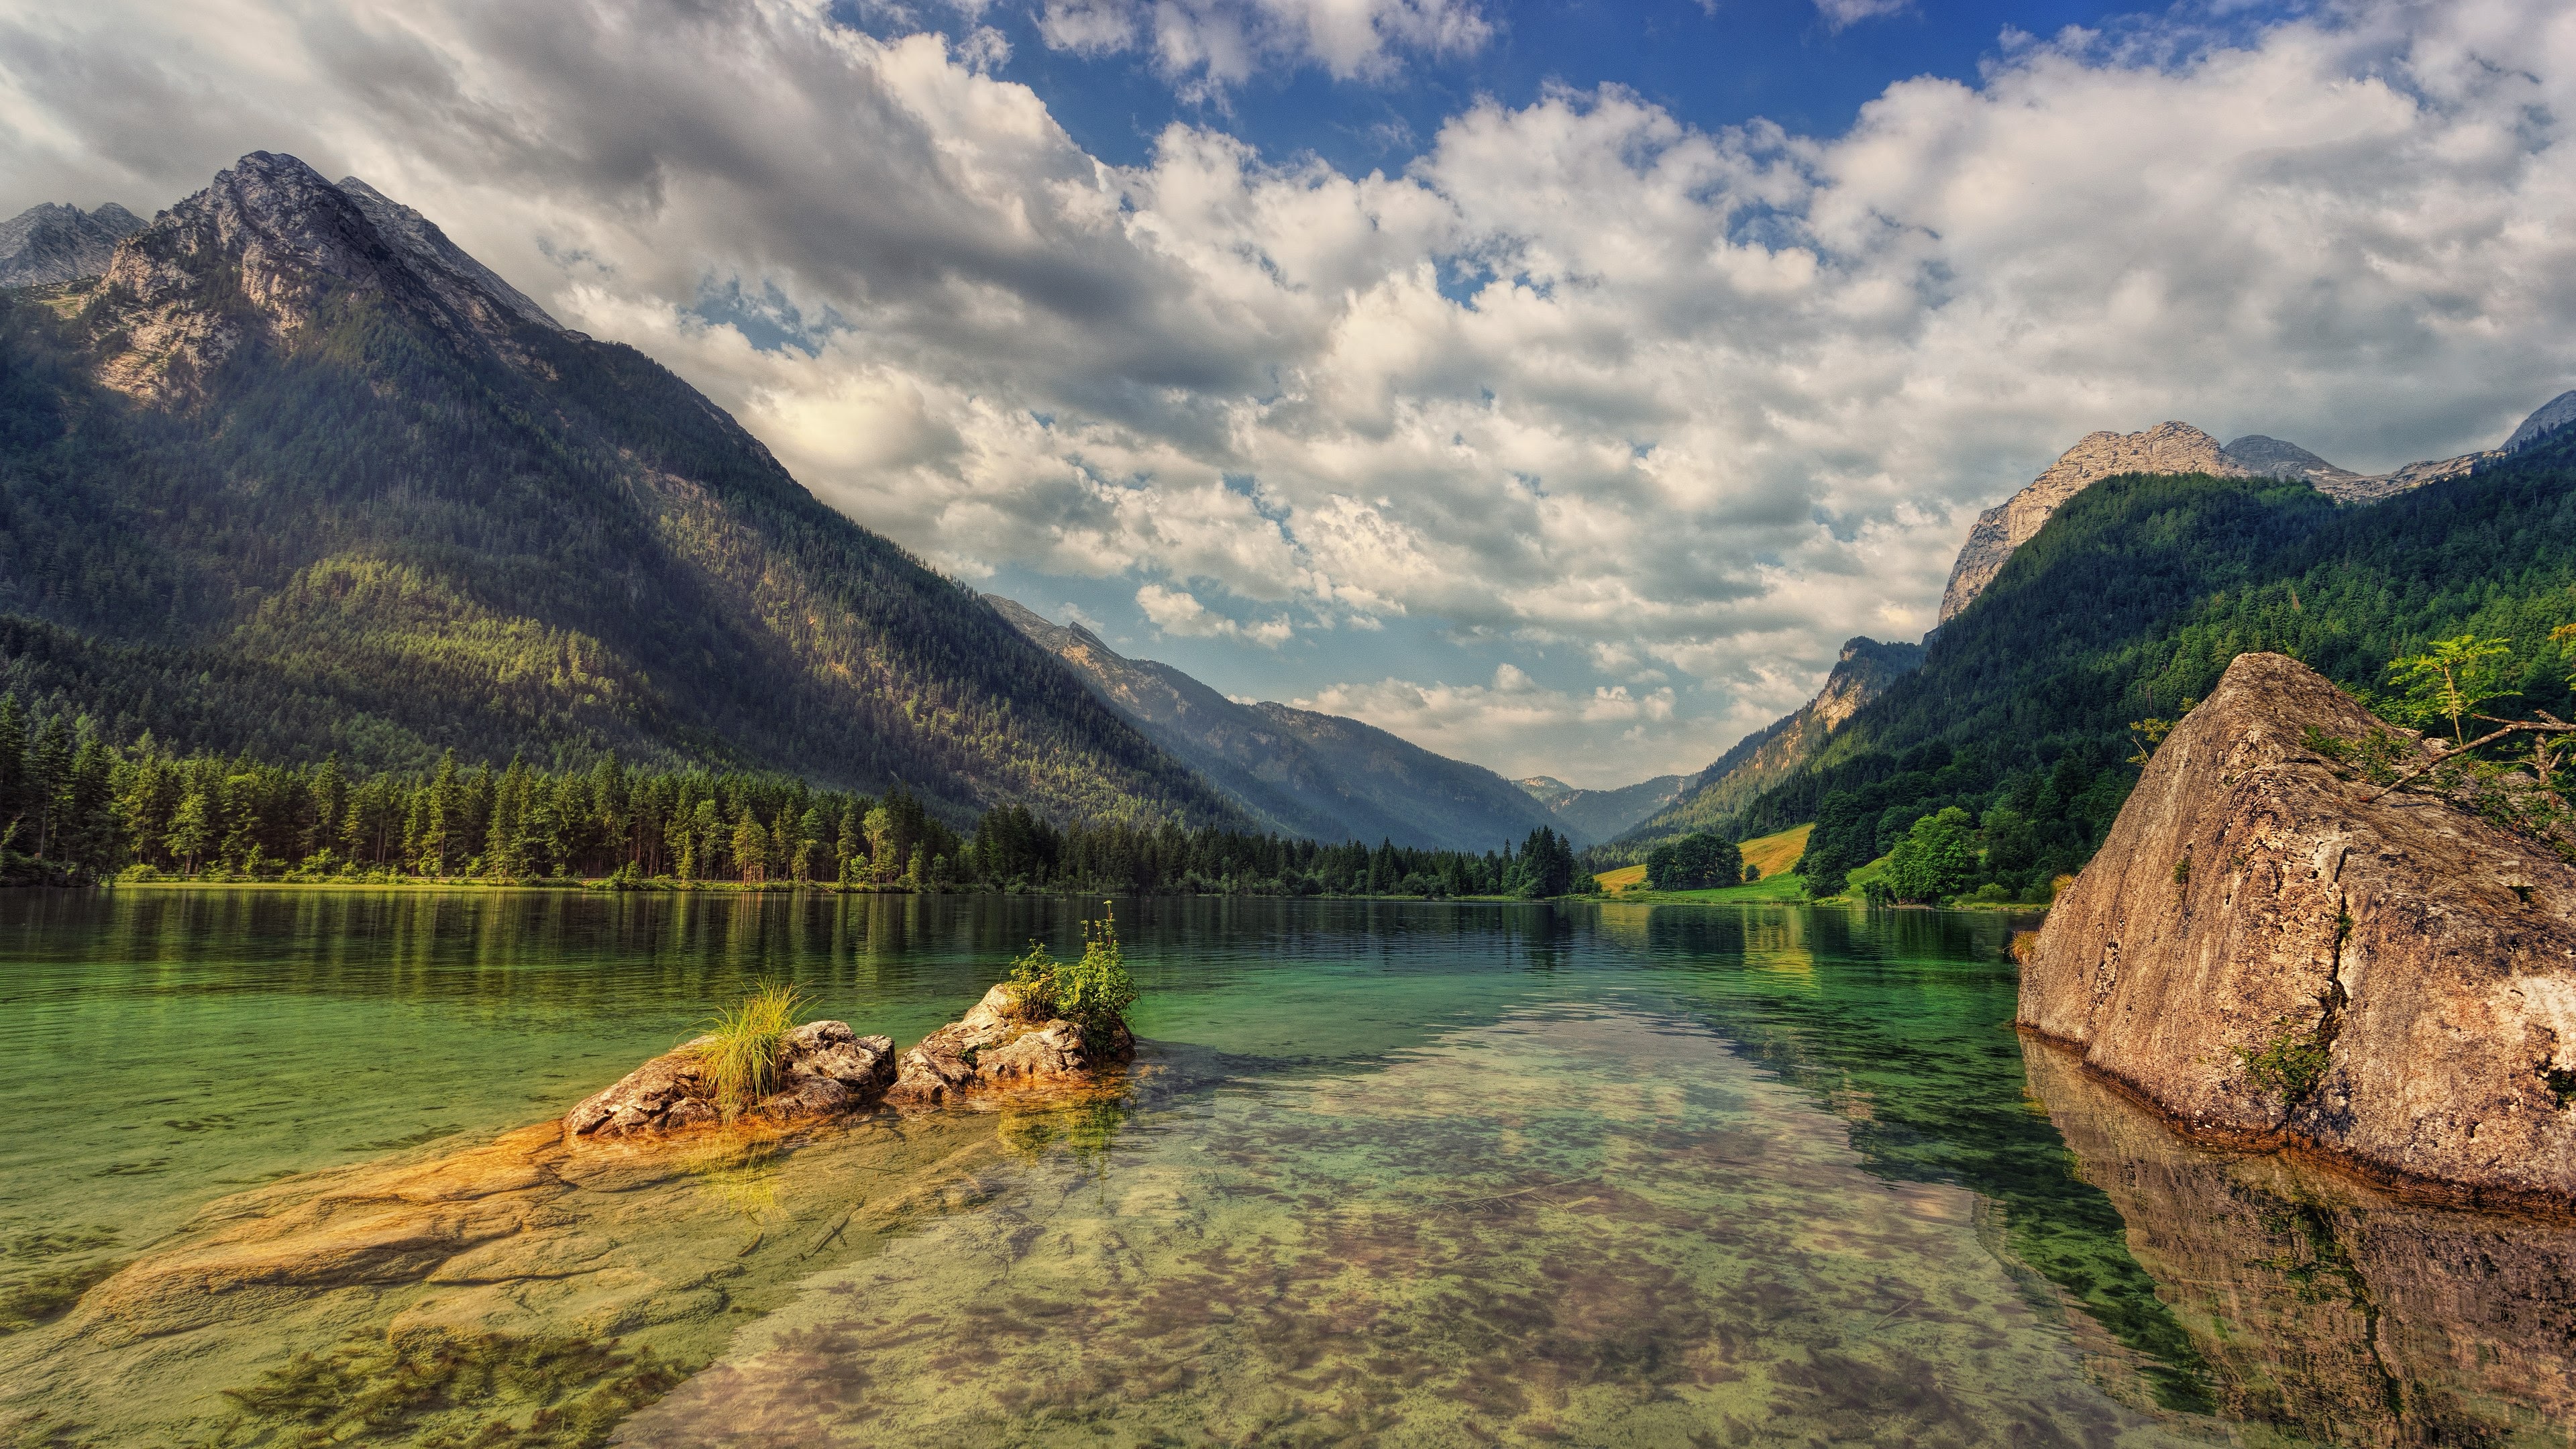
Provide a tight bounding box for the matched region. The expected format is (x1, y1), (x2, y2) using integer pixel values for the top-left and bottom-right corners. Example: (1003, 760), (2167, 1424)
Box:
(0, 704), (1593, 899)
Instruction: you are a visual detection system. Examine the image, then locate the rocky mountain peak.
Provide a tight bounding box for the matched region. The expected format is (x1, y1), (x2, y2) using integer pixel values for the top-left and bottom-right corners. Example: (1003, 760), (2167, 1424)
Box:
(2216, 433), (2361, 487)
(2504, 388), (2576, 453)
(90, 151), (559, 403)
(335, 175), (561, 333)
(0, 199), (146, 288)
(1936, 423), (2249, 623)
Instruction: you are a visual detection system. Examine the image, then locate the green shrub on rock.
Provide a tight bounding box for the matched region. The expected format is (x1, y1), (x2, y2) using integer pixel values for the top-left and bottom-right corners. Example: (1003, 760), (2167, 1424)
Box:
(1008, 904), (1138, 1040)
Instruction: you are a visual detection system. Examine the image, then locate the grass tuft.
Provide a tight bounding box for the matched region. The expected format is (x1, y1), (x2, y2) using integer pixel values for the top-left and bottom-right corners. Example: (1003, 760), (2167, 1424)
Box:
(692, 983), (808, 1121)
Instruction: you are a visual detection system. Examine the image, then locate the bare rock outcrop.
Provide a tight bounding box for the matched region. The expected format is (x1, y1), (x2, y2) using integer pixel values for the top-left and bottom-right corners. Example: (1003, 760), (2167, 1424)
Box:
(2020, 651), (2576, 1204)
(0, 201), (144, 287)
(563, 1020), (896, 1140)
(885, 983), (1134, 1106)
(89, 152), (558, 404)
(1938, 423), (2249, 623)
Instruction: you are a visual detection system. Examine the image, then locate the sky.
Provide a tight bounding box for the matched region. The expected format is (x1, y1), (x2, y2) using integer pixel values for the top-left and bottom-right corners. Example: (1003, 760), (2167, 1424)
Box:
(4, 0), (2573, 786)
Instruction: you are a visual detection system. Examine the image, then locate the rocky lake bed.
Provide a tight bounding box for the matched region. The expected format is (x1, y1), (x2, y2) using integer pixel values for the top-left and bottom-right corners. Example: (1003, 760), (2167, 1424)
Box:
(3, 889), (2573, 1446)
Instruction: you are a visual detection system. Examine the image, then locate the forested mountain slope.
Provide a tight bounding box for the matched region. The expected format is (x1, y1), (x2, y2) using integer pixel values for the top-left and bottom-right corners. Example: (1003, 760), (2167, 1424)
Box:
(990, 596), (1566, 850)
(1742, 435), (2576, 896)
(0, 152), (1240, 826)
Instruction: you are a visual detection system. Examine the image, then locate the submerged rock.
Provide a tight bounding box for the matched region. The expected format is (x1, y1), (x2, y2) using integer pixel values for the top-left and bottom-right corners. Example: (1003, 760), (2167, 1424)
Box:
(885, 983), (1134, 1106)
(2020, 651), (2576, 1204)
(564, 1021), (896, 1140)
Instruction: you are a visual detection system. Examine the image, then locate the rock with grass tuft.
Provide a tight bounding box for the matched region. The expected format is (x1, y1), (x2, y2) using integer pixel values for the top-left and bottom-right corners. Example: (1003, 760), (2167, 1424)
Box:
(563, 1020), (894, 1140)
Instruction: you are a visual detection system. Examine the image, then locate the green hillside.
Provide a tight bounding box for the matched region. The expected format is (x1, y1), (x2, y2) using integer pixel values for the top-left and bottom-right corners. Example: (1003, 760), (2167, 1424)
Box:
(0, 153), (1238, 827)
(1732, 444), (2576, 897)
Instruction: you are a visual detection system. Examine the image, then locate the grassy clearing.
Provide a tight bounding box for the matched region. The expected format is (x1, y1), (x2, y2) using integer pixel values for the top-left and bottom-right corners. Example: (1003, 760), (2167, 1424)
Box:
(693, 984), (808, 1120)
(1593, 863), (1647, 894)
(1738, 824), (1811, 881)
(1595, 823), (1814, 900)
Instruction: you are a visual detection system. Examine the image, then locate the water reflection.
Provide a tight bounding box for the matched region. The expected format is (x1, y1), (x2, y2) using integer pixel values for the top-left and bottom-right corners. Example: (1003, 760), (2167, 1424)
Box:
(3, 892), (2571, 1445)
(2023, 1036), (2576, 1447)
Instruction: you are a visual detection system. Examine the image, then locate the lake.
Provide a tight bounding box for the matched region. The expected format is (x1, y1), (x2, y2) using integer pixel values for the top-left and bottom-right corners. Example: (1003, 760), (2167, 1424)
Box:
(1, 889), (2569, 1446)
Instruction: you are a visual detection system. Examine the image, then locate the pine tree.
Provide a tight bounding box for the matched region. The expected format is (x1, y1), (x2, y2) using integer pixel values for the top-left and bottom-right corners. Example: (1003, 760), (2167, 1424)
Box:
(308, 757), (347, 863)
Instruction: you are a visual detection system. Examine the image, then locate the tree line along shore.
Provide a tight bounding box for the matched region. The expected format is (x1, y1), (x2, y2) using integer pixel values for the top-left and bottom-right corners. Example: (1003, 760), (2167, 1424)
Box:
(0, 710), (1594, 898)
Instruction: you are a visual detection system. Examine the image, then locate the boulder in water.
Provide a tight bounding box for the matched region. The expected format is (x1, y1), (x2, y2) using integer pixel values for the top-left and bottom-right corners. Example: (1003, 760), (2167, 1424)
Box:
(885, 984), (1134, 1106)
(2019, 651), (2576, 1205)
(563, 1020), (896, 1140)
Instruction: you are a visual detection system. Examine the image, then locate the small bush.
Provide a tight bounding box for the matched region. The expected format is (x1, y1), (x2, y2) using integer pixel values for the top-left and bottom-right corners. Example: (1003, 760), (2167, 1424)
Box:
(692, 983), (807, 1120)
(1007, 902), (1138, 1040)
(2238, 1016), (2331, 1102)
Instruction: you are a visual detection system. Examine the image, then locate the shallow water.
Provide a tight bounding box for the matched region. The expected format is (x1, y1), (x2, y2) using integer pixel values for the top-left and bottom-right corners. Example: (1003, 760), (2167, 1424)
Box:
(0, 890), (2569, 1446)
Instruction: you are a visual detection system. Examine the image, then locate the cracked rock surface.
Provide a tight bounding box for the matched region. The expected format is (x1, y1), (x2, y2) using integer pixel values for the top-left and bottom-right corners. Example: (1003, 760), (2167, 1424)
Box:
(2020, 651), (2576, 1203)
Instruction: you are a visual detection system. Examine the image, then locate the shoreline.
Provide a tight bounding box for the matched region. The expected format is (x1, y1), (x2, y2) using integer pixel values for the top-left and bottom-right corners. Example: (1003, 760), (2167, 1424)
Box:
(2016, 1026), (2576, 1224)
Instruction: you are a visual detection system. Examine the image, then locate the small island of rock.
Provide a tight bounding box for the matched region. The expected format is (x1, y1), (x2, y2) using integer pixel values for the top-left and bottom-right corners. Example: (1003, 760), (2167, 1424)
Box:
(2020, 651), (2576, 1205)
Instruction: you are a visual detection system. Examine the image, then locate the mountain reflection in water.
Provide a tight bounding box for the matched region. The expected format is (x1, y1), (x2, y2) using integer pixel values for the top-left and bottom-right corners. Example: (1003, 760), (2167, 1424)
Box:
(1, 892), (2571, 1445)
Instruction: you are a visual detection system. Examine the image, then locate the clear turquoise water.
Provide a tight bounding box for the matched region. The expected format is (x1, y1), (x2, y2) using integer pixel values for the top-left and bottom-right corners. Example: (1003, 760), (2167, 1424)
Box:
(0, 890), (2569, 1446)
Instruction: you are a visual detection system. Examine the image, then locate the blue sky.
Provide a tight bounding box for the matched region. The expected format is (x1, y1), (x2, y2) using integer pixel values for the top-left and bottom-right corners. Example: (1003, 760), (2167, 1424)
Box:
(7, 0), (2569, 784)
(956, 0), (2157, 174)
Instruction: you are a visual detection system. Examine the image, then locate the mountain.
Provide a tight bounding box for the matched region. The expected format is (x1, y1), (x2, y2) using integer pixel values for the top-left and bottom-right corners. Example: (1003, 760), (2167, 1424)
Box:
(1513, 774), (1686, 841)
(1606, 637), (1923, 857)
(0, 151), (1242, 825)
(1743, 429), (2576, 896)
(2212, 434), (2364, 492)
(0, 202), (144, 288)
(989, 596), (1568, 850)
(1937, 394), (2576, 623)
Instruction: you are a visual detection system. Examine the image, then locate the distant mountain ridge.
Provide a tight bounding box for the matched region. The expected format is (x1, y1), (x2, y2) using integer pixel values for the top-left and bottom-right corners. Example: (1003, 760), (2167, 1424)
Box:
(0, 202), (144, 288)
(989, 596), (1570, 851)
(0, 151), (1241, 826)
(1607, 636), (1924, 857)
(1513, 774), (1686, 842)
(1937, 394), (2576, 623)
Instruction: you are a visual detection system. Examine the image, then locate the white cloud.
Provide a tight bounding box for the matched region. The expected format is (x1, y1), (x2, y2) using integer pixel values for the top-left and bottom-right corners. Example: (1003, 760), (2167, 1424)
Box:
(1136, 583), (1295, 645)
(5, 0), (2573, 782)
(1295, 664), (1679, 780)
(1036, 0), (1491, 92)
(1814, 0), (1909, 32)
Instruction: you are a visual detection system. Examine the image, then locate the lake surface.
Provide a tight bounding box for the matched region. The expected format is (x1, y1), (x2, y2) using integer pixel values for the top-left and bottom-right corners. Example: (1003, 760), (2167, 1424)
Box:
(1, 890), (2570, 1446)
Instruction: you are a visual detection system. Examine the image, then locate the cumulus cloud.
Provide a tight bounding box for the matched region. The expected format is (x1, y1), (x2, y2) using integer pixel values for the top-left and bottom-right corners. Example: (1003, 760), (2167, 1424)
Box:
(1295, 665), (1679, 779)
(3, 0), (2572, 784)
(1136, 582), (1295, 645)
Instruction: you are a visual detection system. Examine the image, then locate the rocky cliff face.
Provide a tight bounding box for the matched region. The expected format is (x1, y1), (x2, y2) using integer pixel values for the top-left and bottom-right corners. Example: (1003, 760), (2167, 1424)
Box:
(2019, 651), (2576, 1204)
(89, 152), (553, 403)
(0, 201), (144, 287)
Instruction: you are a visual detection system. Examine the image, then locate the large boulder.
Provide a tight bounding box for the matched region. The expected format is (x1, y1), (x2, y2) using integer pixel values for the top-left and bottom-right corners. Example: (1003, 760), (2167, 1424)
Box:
(563, 1020), (896, 1140)
(2020, 651), (2576, 1204)
(885, 984), (1134, 1106)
